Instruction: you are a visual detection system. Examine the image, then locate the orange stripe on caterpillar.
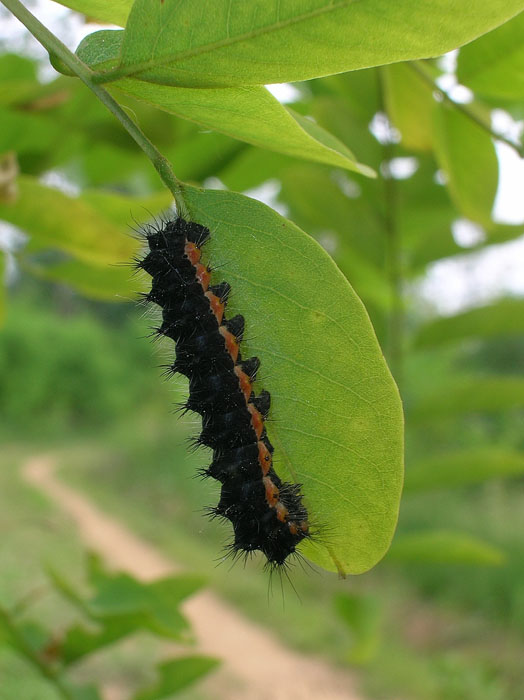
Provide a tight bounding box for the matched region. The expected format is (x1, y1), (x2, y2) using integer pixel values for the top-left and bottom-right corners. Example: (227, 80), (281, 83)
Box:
(219, 326), (239, 362)
(276, 501), (289, 523)
(234, 365), (252, 402)
(263, 476), (279, 507)
(184, 241), (201, 265)
(205, 291), (225, 323)
(257, 440), (272, 475)
(195, 263), (210, 291)
(247, 403), (264, 439)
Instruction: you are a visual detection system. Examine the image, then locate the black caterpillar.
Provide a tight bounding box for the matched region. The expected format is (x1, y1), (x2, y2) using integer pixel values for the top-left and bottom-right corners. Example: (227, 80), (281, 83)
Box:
(137, 217), (311, 567)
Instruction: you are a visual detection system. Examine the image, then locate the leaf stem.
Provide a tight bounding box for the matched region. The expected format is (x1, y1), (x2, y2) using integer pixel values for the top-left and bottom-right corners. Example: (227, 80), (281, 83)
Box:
(0, 0), (189, 217)
(410, 60), (524, 159)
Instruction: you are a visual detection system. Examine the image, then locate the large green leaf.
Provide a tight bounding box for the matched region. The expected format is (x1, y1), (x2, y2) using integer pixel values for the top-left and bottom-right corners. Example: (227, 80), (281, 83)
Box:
(405, 448), (524, 492)
(77, 33), (373, 176)
(432, 102), (499, 225)
(133, 657), (219, 700)
(414, 300), (524, 348)
(91, 0), (524, 87)
(410, 376), (524, 421)
(52, 0), (131, 26)
(387, 531), (505, 565)
(0, 176), (171, 265)
(115, 81), (373, 175)
(182, 185), (404, 575)
(457, 11), (524, 100)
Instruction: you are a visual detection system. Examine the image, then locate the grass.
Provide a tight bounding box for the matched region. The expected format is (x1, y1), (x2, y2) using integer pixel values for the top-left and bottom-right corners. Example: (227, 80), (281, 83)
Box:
(0, 445), (214, 700)
(55, 421), (524, 700)
(4, 295), (524, 699)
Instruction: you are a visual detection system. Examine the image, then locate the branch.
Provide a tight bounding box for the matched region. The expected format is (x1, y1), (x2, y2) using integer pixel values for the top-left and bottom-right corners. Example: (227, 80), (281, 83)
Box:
(0, 0), (189, 217)
(410, 60), (524, 159)
(0, 607), (73, 700)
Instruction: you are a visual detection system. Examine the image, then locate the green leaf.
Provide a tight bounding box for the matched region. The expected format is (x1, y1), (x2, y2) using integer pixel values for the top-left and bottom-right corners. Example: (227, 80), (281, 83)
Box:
(47, 567), (93, 617)
(68, 686), (104, 700)
(77, 35), (374, 176)
(219, 147), (290, 192)
(25, 259), (140, 302)
(87, 571), (204, 618)
(0, 176), (171, 265)
(0, 608), (49, 659)
(183, 185), (404, 575)
(278, 164), (384, 266)
(50, 564), (205, 663)
(113, 80), (374, 175)
(133, 657), (219, 700)
(93, 0), (524, 87)
(457, 11), (524, 100)
(413, 300), (524, 348)
(334, 593), (381, 664)
(382, 63), (435, 151)
(0, 607), (16, 648)
(387, 531), (505, 566)
(405, 449), (524, 492)
(52, 0), (131, 26)
(85, 572), (204, 638)
(0, 54), (39, 106)
(0, 107), (63, 157)
(410, 375), (524, 421)
(61, 614), (160, 664)
(287, 107), (375, 176)
(432, 102), (499, 225)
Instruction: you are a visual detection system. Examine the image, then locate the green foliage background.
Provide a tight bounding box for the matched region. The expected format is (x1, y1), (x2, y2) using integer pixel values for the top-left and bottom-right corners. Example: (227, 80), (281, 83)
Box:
(1, 1), (524, 699)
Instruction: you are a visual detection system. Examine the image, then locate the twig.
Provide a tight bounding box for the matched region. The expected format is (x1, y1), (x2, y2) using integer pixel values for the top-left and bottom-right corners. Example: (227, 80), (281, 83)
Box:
(410, 60), (524, 159)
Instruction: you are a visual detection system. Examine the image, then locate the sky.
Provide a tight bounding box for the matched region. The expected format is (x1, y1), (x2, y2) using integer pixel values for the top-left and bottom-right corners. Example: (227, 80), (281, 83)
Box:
(1, 0), (523, 317)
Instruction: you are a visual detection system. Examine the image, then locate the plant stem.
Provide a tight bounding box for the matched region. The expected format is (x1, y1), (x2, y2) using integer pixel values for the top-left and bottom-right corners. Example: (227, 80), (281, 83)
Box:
(410, 60), (524, 159)
(0, 0), (189, 217)
(377, 69), (404, 387)
(0, 607), (73, 700)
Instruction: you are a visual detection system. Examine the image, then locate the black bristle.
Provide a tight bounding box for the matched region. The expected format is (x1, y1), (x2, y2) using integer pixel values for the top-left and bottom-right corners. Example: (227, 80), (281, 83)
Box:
(138, 216), (310, 569)
(224, 314), (245, 341)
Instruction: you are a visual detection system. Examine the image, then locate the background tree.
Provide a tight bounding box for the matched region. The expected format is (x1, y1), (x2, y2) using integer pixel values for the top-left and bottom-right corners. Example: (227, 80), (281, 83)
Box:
(1, 2), (524, 699)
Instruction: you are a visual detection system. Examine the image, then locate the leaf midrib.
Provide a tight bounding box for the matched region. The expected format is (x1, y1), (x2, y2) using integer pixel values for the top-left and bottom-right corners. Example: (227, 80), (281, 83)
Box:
(98, 0), (360, 82)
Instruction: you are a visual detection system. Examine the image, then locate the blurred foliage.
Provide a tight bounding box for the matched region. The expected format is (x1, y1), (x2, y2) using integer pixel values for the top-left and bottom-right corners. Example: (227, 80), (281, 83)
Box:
(0, 552), (217, 700)
(0, 294), (165, 437)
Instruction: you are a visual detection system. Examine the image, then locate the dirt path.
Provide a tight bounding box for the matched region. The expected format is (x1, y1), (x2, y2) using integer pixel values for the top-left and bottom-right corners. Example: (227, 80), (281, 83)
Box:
(23, 456), (364, 700)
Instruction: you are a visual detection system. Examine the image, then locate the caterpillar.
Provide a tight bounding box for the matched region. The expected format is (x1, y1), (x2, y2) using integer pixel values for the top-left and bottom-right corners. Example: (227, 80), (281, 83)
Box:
(137, 217), (311, 568)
